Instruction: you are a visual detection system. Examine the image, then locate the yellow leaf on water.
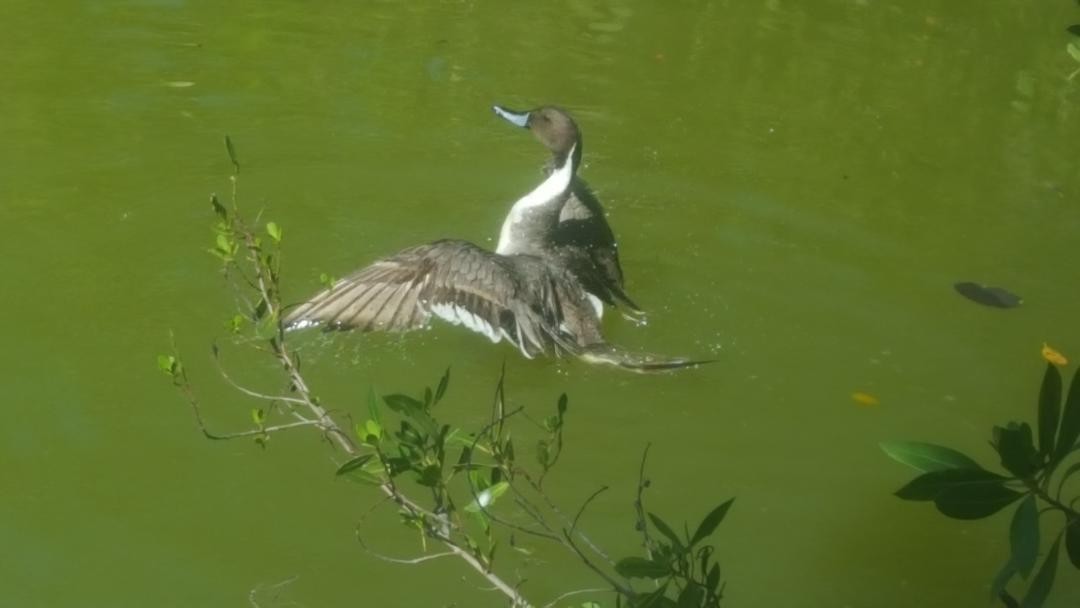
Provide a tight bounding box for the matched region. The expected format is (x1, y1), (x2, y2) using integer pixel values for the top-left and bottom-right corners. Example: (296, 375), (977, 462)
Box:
(852, 391), (879, 407)
(1041, 343), (1068, 367)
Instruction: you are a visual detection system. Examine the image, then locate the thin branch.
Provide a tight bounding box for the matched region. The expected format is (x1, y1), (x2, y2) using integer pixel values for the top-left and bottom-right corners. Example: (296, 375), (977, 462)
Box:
(211, 346), (311, 407)
(212, 420), (322, 440)
(570, 486), (609, 537)
(541, 587), (609, 608)
(562, 528), (635, 598)
(356, 533), (457, 564)
(518, 470), (613, 564)
(465, 407), (561, 542)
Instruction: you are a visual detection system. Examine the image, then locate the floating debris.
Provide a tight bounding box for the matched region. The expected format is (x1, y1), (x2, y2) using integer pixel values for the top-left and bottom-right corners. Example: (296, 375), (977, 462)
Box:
(953, 282), (1022, 308)
(163, 80), (195, 88)
(852, 391), (880, 407)
(1041, 343), (1068, 367)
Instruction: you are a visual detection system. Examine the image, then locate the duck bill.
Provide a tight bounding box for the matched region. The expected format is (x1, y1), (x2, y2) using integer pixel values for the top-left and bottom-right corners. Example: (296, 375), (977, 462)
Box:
(493, 105), (530, 128)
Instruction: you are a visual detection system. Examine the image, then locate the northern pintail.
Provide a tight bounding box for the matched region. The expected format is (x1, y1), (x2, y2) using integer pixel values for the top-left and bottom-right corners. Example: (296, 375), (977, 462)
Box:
(284, 106), (701, 372)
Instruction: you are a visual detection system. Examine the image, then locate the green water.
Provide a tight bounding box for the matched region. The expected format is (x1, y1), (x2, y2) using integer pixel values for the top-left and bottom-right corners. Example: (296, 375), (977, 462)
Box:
(3, 1), (1079, 606)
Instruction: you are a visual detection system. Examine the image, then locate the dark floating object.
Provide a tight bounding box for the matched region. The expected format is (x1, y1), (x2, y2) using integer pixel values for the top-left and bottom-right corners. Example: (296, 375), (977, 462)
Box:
(954, 282), (1023, 309)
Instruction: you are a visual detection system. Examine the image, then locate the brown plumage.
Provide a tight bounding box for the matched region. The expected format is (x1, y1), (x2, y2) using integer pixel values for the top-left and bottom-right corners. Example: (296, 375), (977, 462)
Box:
(285, 240), (603, 360)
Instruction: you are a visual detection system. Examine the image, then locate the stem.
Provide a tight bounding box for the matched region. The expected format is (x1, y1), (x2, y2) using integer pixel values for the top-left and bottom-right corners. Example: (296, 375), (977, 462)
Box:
(1025, 479), (1080, 519)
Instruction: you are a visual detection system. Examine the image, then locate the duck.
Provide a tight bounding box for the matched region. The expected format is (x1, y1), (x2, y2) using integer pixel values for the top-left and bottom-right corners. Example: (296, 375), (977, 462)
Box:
(492, 105), (643, 321)
(283, 105), (704, 372)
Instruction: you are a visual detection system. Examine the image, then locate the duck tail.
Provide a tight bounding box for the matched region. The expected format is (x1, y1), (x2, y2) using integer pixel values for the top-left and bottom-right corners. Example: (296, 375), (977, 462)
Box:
(578, 344), (714, 373)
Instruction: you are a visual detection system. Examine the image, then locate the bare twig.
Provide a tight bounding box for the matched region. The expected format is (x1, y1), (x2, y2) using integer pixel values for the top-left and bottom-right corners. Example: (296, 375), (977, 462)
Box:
(210, 345), (312, 407)
(562, 529), (635, 598)
(570, 486), (609, 537)
(356, 532), (457, 564)
(541, 587), (608, 608)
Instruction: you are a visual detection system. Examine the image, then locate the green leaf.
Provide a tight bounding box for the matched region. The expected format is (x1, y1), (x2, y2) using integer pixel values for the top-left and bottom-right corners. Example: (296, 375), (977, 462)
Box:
(251, 408), (265, 425)
(434, 368), (450, 404)
(335, 454), (375, 477)
(367, 387), (381, 427)
(1020, 536), (1060, 608)
(1068, 42), (1080, 64)
(690, 498), (735, 547)
(615, 556), (671, 579)
(1066, 517), (1080, 570)
(995, 423), (1039, 479)
(416, 464), (442, 487)
(364, 419), (382, 442)
(631, 583), (672, 608)
(648, 513), (685, 553)
(1009, 495), (1040, 578)
(880, 441), (983, 472)
(990, 558), (1018, 603)
(934, 482), (1024, 520)
(1054, 366), (1080, 463)
(383, 393), (424, 417)
(156, 354), (176, 375)
(465, 481), (510, 512)
(210, 194), (227, 220)
(1037, 363), (1062, 458)
(895, 468), (1010, 501)
(383, 394), (437, 435)
(706, 562), (721, 592)
(536, 439), (551, 469)
(265, 222), (282, 243)
(224, 134), (240, 173)
(676, 582), (705, 608)
(216, 233), (233, 255)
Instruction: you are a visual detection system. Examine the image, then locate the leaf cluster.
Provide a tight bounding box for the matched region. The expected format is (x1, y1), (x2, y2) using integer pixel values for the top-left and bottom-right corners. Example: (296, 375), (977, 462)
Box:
(614, 498), (734, 608)
(882, 364), (1080, 607)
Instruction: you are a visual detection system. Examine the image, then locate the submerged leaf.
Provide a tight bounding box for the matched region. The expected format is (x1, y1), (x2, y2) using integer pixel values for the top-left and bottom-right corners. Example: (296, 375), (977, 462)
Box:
(934, 482), (1024, 520)
(1037, 364), (1062, 458)
(991, 557), (1018, 603)
(1066, 517), (1080, 570)
(895, 468), (1009, 501)
(1020, 536), (1060, 608)
(994, 423), (1038, 479)
(1054, 366), (1080, 463)
(1009, 495), (1039, 578)
(880, 441), (982, 473)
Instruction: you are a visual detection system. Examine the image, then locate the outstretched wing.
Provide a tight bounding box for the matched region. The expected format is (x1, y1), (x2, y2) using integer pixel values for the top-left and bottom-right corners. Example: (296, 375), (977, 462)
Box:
(284, 239), (572, 358)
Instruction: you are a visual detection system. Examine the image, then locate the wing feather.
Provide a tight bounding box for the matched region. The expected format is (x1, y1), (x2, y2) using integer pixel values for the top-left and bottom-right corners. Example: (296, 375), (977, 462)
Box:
(285, 240), (590, 358)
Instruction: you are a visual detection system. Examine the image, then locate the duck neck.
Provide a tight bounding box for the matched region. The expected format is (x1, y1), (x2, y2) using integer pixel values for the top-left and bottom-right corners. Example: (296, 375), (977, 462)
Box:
(496, 143), (577, 255)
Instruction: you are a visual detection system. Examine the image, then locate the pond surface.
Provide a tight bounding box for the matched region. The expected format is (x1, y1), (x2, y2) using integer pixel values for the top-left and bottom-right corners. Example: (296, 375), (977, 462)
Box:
(2, 1), (1079, 606)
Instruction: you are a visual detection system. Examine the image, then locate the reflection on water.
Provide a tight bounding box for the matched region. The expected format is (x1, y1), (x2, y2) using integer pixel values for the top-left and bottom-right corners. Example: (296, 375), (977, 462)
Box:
(2, 1), (1079, 606)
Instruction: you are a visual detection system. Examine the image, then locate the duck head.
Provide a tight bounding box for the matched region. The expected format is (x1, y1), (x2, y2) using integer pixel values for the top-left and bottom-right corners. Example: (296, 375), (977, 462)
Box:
(493, 105), (583, 172)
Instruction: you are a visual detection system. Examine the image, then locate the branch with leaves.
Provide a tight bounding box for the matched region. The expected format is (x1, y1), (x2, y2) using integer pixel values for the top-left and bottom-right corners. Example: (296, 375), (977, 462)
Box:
(882, 363), (1080, 608)
(159, 138), (736, 608)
